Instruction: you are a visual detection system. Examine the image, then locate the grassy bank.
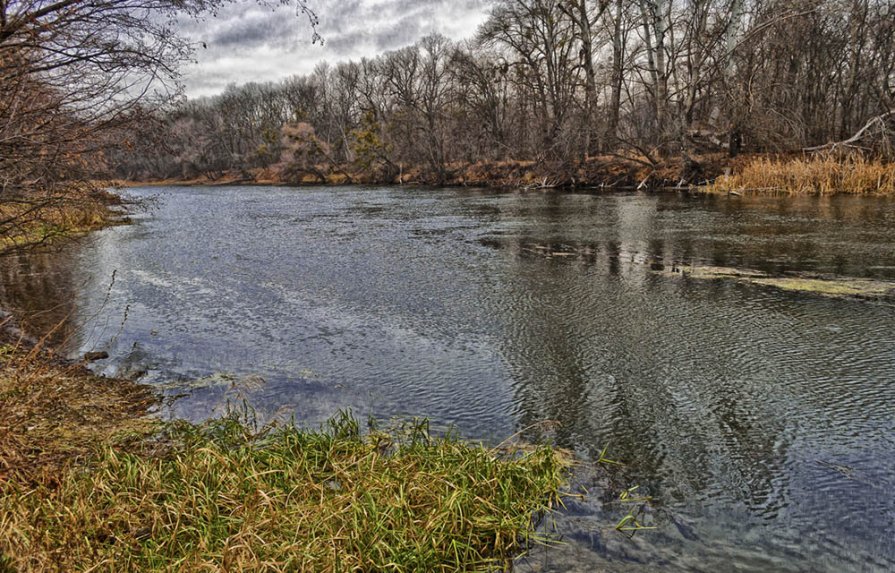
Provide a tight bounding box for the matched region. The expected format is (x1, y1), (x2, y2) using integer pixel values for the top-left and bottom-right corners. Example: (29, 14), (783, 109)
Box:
(705, 156), (895, 195)
(0, 344), (567, 572)
(0, 343), (157, 485)
(0, 184), (125, 253)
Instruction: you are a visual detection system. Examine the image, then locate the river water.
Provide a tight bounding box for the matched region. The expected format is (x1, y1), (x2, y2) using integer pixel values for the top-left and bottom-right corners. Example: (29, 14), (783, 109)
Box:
(3, 186), (895, 571)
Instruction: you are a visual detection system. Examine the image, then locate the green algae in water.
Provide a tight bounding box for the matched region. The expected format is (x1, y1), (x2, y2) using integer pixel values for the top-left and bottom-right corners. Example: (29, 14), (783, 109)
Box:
(669, 265), (895, 300)
(750, 277), (894, 297)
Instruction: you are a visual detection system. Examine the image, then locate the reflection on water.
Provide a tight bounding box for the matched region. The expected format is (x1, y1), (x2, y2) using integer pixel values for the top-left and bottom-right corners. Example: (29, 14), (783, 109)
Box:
(2, 187), (894, 572)
(0, 243), (83, 345)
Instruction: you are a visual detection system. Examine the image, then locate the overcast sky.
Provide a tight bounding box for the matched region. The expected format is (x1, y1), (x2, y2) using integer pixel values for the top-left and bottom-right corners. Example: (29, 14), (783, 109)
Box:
(178, 0), (491, 98)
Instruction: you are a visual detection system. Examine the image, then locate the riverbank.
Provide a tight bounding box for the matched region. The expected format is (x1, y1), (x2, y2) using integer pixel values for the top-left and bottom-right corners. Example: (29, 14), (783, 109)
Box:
(0, 184), (128, 254)
(120, 154), (895, 195)
(0, 339), (157, 486)
(116, 153), (725, 190)
(0, 329), (567, 571)
(704, 156), (895, 195)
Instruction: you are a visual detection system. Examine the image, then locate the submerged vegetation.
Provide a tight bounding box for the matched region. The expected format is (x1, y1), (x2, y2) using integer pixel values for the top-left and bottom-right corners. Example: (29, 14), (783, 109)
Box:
(664, 265), (895, 300)
(0, 345), (567, 572)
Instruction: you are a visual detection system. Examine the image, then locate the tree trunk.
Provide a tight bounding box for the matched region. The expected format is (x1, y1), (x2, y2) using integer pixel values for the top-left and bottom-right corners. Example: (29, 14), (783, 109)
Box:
(574, 0), (599, 157)
(607, 0), (625, 146)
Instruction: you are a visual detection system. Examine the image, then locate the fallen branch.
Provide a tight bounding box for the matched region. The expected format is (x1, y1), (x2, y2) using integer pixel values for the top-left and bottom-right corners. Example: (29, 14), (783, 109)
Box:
(804, 110), (895, 153)
(522, 176), (558, 190)
(636, 171), (654, 191)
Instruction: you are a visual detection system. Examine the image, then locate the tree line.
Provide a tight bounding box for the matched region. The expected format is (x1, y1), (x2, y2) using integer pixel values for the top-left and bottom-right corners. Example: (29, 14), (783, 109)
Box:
(114, 0), (895, 185)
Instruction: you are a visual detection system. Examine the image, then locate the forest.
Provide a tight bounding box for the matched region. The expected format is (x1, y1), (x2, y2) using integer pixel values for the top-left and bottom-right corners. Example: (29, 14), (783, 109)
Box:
(4, 0), (895, 195)
(109, 0), (895, 187)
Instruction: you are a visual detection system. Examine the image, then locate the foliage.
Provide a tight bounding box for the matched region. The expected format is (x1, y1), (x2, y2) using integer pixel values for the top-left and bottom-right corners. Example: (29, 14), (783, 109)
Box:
(350, 111), (395, 178)
(275, 122), (332, 183)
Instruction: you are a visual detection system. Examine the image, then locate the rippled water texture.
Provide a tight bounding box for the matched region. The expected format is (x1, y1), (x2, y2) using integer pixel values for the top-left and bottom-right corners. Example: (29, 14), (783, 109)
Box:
(3, 187), (895, 571)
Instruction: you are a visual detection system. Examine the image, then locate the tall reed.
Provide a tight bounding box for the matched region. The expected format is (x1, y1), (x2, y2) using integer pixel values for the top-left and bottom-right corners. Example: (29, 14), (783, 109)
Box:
(706, 156), (895, 195)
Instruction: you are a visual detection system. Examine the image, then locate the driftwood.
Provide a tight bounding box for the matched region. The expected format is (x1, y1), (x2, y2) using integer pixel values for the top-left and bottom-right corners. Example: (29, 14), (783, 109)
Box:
(804, 110), (895, 154)
(84, 351), (110, 362)
(636, 172), (653, 190)
(522, 176), (558, 190)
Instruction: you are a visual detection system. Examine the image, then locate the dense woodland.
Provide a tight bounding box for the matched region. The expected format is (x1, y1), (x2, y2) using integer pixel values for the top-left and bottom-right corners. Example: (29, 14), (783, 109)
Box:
(111, 0), (895, 185)
(2, 0), (895, 199)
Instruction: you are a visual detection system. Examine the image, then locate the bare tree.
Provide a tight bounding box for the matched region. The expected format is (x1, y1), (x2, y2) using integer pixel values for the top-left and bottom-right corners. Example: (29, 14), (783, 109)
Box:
(0, 0), (318, 244)
(108, 0), (895, 186)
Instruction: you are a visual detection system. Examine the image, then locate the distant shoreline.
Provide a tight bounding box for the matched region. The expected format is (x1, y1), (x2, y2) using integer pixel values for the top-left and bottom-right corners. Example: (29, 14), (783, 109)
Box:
(116, 153), (895, 196)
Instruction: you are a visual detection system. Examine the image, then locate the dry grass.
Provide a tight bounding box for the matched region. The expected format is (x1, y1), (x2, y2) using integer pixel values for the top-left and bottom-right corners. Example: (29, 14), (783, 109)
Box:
(1, 413), (566, 572)
(705, 156), (895, 195)
(0, 184), (122, 252)
(0, 343), (157, 486)
(0, 345), (567, 572)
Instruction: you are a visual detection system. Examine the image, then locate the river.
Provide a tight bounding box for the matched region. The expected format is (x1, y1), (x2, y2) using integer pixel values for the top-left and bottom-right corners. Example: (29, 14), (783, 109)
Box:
(2, 186), (894, 571)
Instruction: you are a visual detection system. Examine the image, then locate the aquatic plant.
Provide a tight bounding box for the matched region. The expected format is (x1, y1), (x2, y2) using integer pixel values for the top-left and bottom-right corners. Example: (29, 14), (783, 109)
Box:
(659, 265), (895, 300)
(615, 486), (656, 535)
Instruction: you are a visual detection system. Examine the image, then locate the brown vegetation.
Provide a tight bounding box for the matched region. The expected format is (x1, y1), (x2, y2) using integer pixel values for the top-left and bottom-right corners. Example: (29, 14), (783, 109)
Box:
(0, 185), (127, 253)
(706, 156), (895, 195)
(123, 153), (743, 191)
(0, 339), (157, 486)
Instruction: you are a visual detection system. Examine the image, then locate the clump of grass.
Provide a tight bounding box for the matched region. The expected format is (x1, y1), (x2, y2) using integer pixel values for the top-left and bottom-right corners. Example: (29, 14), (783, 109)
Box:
(706, 156), (895, 195)
(1, 411), (567, 572)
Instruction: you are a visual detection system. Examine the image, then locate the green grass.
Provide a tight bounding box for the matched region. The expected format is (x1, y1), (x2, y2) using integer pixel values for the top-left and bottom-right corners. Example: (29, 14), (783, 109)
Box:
(0, 411), (567, 572)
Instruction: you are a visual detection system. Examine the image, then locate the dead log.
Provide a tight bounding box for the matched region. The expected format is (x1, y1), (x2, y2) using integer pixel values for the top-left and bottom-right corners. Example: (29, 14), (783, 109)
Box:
(804, 110), (895, 155)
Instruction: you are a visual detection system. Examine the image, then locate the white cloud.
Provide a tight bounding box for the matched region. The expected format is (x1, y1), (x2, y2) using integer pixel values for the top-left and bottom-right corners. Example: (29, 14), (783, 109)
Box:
(179, 0), (491, 97)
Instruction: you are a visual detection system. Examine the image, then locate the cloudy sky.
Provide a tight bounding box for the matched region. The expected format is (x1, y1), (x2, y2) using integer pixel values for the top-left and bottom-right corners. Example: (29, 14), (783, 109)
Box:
(178, 0), (491, 98)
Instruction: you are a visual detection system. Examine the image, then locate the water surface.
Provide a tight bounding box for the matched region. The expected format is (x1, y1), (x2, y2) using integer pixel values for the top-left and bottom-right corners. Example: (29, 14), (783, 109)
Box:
(3, 186), (894, 571)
